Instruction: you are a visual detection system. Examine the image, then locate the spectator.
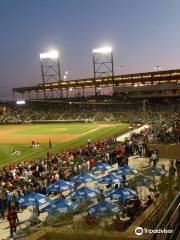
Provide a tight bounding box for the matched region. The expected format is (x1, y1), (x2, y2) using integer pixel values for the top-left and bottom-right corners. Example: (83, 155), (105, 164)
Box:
(7, 205), (18, 239)
(113, 215), (123, 231)
(149, 151), (158, 167)
(169, 160), (176, 176)
(144, 195), (154, 207)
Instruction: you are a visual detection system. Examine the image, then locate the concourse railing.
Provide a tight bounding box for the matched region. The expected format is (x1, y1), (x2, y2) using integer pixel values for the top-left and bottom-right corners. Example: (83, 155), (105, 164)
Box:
(149, 191), (180, 240)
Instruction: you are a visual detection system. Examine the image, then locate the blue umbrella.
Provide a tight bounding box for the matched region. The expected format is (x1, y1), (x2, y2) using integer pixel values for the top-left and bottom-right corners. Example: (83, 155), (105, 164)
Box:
(92, 163), (111, 173)
(135, 177), (153, 187)
(72, 173), (97, 184)
(86, 201), (121, 217)
(98, 173), (123, 185)
(144, 167), (167, 176)
(41, 198), (79, 214)
(18, 193), (49, 206)
(46, 180), (74, 193)
(70, 187), (100, 201)
(107, 188), (137, 201)
(115, 166), (138, 175)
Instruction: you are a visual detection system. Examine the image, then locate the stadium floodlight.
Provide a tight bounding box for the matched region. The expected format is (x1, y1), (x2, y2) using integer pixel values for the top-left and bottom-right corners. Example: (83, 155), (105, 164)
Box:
(40, 50), (59, 59)
(154, 65), (162, 70)
(92, 46), (114, 97)
(16, 100), (25, 105)
(92, 47), (112, 54)
(39, 49), (61, 99)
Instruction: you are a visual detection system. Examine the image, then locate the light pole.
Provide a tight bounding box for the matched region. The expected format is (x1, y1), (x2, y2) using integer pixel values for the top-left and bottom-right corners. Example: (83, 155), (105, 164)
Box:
(40, 50), (61, 99)
(92, 46), (114, 99)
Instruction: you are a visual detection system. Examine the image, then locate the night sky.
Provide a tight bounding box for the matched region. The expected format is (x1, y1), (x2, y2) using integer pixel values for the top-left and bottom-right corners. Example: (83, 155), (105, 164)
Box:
(0, 0), (180, 98)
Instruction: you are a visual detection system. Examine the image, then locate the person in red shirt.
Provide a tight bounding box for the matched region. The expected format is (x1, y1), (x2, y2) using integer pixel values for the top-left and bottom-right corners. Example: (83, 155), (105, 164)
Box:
(89, 159), (95, 169)
(7, 205), (19, 239)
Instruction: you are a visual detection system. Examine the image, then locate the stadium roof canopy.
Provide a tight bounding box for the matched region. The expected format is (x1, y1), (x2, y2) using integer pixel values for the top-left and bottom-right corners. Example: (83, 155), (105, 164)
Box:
(13, 68), (180, 99)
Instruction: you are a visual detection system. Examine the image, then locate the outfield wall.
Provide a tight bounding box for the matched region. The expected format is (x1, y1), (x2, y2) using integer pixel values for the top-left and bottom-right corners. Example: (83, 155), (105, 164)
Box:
(0, 119), (93, 124)
(31, 119), (93, 123)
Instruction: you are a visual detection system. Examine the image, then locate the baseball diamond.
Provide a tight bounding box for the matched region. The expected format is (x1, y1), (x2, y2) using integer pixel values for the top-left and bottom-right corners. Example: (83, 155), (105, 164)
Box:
(0, 123), (129, 167)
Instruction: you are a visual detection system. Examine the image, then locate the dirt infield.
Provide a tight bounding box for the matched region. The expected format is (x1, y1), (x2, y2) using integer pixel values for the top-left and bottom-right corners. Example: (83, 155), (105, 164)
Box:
(0, 125), (103, 144)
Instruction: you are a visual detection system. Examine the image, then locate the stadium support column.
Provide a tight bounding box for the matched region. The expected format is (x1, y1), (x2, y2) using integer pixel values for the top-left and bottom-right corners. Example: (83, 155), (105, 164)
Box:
(57, 57), (61, 84)
(12, 89), (15, 99)
(77, 88), (79, 98)
(111, 51), (114, 86)
(92, 53), (97, 99)
(36, 90), (39, 100)
(51, 89), (54, 98)
(142, 99), (146, 112)
(92, 47), (114, 101)
(40, 60), (47, 99)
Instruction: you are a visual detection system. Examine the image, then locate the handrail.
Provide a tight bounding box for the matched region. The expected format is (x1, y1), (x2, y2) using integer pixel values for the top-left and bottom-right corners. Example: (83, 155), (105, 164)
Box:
(154, 191), (180, 230)
(165, 203), (180, 228)
(141, 193), (168, 227)
(149, 191), (180, 240)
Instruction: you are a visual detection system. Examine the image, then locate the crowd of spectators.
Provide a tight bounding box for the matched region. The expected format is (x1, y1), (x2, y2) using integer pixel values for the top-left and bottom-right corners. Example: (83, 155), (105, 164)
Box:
(0, 137), (118, 218)
(0, 128), (153, 222)
(0, 122), (179, 222)
(0, 100), (179, 237)
(0, 100), (179, 125)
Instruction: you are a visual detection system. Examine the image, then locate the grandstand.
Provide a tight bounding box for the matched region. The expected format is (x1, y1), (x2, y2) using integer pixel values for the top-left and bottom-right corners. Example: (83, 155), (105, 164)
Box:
(13, 69), (180, 101)
(0, 76), (180, 240)
(1, 82), (180, 240)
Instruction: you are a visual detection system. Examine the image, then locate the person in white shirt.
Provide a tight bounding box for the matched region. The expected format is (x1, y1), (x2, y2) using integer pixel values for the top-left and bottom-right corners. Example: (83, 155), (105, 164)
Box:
(149, 151), (158, 166)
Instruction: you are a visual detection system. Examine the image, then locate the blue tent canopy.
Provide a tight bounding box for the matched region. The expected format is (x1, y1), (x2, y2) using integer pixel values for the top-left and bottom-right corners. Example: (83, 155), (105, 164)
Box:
(46, 180), (74, 193)
(70, 187), (100, 201)
(72, 173), (97, 184)
(129, 177), (154, 187)
(107, 188), (137, 201)
(86, 201), (121, 217)
(98, 173), (123, 185)
(18, 193), (49, 206)
(143, 167), (167, 176)
(115, 166), (138, 176)
(41, 198), (79, 214)
(92, 163), (111, 173)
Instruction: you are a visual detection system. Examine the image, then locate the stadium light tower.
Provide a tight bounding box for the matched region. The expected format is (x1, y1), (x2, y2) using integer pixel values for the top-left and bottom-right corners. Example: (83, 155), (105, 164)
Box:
(92, 46), (114, 97)
(40, 50), (61, 99)
(154, 65), (162, 71)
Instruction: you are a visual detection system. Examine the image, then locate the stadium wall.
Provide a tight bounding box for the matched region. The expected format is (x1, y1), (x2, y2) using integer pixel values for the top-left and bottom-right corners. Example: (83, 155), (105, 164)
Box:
(0, 119), (93, 124)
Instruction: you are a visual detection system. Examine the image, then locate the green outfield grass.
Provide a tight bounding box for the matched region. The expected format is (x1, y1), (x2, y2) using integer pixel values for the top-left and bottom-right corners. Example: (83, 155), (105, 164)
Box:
(0, 123), (129, 167)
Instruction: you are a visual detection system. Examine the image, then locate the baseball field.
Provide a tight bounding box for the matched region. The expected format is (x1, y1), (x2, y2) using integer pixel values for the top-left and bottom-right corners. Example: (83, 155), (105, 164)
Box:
(0, 122), (129, 167)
